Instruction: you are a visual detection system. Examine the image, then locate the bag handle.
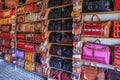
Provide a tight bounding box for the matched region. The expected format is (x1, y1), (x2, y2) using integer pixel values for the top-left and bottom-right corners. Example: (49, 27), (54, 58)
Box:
(95, 39), (101, 44)
(91, 14), (101, 23)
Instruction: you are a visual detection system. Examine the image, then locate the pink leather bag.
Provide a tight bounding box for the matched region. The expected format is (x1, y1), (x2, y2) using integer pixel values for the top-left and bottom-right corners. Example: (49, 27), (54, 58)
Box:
(82, 40), (111, 64)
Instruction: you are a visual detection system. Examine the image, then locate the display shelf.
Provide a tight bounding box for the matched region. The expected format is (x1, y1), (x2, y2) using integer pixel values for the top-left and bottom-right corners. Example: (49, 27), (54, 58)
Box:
(48, 30), (72, 32)
(17, 31), (35, 33)
(50, 55), (72, 60)
(48, 3), (73, 9)
(49, 43), (73, 46)
(50, 67), (72, 73)
(48, 17), (72, 21)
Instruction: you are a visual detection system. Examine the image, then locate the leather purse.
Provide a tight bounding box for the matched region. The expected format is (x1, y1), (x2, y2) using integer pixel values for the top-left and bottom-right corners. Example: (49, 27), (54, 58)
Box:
(61, 72), (72, 80)
(17, 42), (25, 49)
(25, 51), (35, 62)
(35, 53), (42, 64)
(5, 0), (18, 8)
(26, 34), (34, 41)
(61, 46), (73, 58)
(17, 33), (25, 40)
(34, 34), (45, 43)
(17, 7), (25, 15)
(16, 49), (25, 58)
(25, 61), (35, 71)
(82, 0), (113, 12)
(61, 32), (73, 44)
(50, 44), (62, 56)
(2, 39), (10, 46)
(107, 69), (120, 80)
(35, 63), (43, 74)
(2, 26), (11, 31)
(17, 15), (25, 23)
(62, 5), (72, 18)
(82, 40), (111, 64)
(63, 59), (72, 71)
(48, 0), (62, 7)
(113, 20), (120, 37)
(114, 0), (120, 10)
(81, 66), (105, 80)
(25, 43), (34, 51)
(62, 19), (72, 30)
(25, 4), (35, 12)
(16, 58), (25, 68)
(83, 15), (112, 37)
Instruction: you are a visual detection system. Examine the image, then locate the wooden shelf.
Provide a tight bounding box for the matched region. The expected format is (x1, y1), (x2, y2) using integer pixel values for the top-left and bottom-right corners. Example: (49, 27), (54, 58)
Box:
(82, 10), (120, 15)
(48, 30), (72, 32)
(48, 3), (73, 9)
(50, 55), (72, 60)
(17, 31), (35, 33)
(49, 43), (73, 46)
(50, 67), (72, 73)
(48, 17), (72, 21)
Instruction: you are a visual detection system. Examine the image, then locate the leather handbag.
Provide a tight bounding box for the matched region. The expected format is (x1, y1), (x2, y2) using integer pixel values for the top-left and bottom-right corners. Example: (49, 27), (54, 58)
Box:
(25, 4), (35, 12)
(25, 61), (35, 71)
(2, 26), (11, 31)
(35, 63), (43, 74)
(83, 15), (112, 37)
(113, 20), (120, 37)
(50, 57), (64, 69)
(82, 40), (111, 64)
(61, 72), (72, 80)
(63, 59), (72, 71)
(17, 7), (25, 15)
(2, 39), (10, 46)
(61, 32), (73, 44)
(5, 0), (18, 8)
(25, 51), (35, 62)
(50, 44), (62, 56)
(82, 0), (113, 12)
(35, 53), (42, 64)
(62, 19), (72, 30)
(17, 15), (25, 23)
(25, 24), (35, 32)
(16, 58), (25, 68)
(62, 5), (72, 18)
(17, 33), (25, 40)
(113, 44), (120, 66)
(107, 69), (120, 80)
(26, 34), (34, 41)
(81, 66), (105, 80)
(114, 0), (120, 10)
(34, 34), (45, 42)
(35, 44), (42, 52)
(61, 46), (73, 58)
(25, 43), (34, 51)
(16, 49), (25, 58)
(48, 0), (62, 7)
(17, 42), (25, 49)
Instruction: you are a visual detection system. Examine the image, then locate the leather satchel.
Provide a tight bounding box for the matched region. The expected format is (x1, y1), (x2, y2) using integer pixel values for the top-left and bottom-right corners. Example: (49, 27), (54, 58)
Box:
(81, 66), (105, 80)
(113, 20), (120, 37)
(25, 43), (34, 51)
(35, 53), (42, 64)
(25, 61), (35, 71)
(35, 63), (43, 74)
(114, 0), (120, 10)
(61, 72), (72, 80)
(17, 33), (25, 40)
(107, 69), (120, 80)
(82, 40), (111, 64)
(82, 0), (113, 12)
(25, 4), (35, 12)
(63, 59), (72, 71)
(83, 15), (112, 37)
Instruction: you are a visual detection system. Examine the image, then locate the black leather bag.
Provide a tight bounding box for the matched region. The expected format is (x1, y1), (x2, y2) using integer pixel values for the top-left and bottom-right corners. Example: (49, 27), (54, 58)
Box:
(107, 69), (120, 80)
(61, 46), (73, 58)
(50, 57), (64, 69)
(50, 45), (62, 56)
(49, 32), (62, 43)
(62, 19), (72, 30)
(82, 0), (113, 12)
(63, 59), (72, 71)
(48, 0), (62, 7)
(35, 53), (42, 64)
(48, 20), (62, 30)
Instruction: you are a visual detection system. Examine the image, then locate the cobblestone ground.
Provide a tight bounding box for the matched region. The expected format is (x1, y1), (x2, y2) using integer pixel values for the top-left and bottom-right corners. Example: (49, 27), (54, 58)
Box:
(0, 60), (47, 80)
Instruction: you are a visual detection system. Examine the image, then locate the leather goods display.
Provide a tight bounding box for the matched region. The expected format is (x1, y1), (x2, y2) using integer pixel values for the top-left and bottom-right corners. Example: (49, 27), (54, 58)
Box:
(107, 69), (120, 80)
(82, 40), (111, 64)
(113, 44), (120, 66)
(16, 49), (25, 58)
(25, 61), (35, 71)
(114, 0), (120, 10)
(16, 58), (25, 68)
(17, 42), (25, 49)
(17, 33), (25, 40)
(50, 57), (64, 69)
(63, 59), (72, 71)
(48, 8), (62, 19)
(62, 5), (72, 18)
(35, 53), (42, 64)
(50, 44), (62, 56)
(61, 32), (73, 44)
(49, 32), (62, 43)
(81, 66), (105, 80)
(83, 15), (112, 37)
(26, 34), (34, 41)
(48, 0), (62, 7)
(25, 4), (35, 12)
(82, 0), (113, 12)
(25, 51), (35, 62)
(113, 20), (120, 37)
(17, 15), (25, 23)
(35, 63), (43, 74)
(25, 43), (34, 51)
(61, 46), (73, 58)
(62, 19), (72, 30)
(48, 20), (62, 31)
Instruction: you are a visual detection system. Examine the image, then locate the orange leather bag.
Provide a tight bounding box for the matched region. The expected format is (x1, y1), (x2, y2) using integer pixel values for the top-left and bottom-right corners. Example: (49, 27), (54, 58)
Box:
(113, 20), (120, 37)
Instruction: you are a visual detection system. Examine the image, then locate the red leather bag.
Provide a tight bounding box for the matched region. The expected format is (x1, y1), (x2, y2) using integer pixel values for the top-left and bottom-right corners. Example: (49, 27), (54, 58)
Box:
(1, 32), (11, 39)
(25, 43), (34, 51)
(61, 72), (72, 80)
(17, 34), (25, 40)
(2, 39), (10, 46)
(34, 34), (45, 42)
(114, 0), (120, 10)
(2, 26), (11, 31)
(113, 20), (120, 37)
(83, 15), (112, 37)
(17, 42), (25, 49)
(25, 4), (35, 12)
(35, 63), (43, 74)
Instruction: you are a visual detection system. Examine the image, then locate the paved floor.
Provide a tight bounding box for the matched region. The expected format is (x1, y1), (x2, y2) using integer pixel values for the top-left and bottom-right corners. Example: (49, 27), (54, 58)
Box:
(0, 60), (47, 80)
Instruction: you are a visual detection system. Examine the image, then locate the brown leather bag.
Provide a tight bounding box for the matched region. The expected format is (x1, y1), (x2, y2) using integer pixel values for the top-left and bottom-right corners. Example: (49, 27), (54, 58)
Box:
(81, 66), (105, 80)
(61, 33), (73, 44)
